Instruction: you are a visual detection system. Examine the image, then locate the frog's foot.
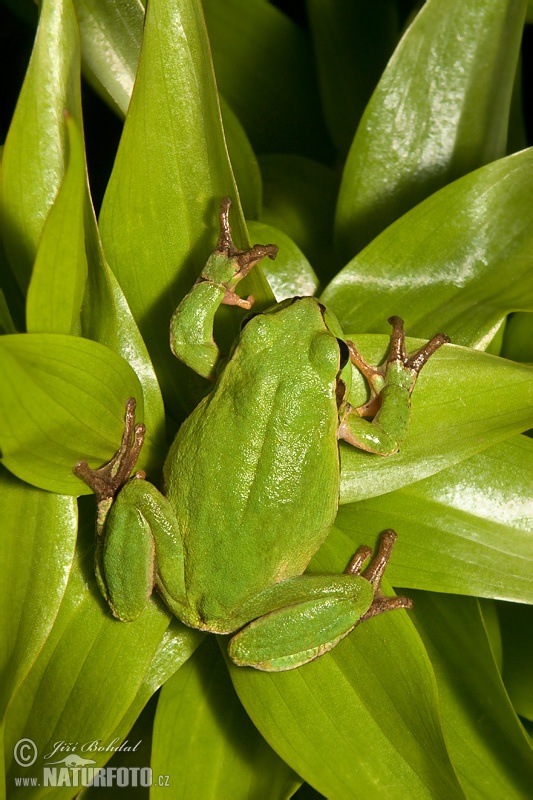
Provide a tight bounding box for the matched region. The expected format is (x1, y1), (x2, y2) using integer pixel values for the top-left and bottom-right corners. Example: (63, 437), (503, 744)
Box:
(345, 530), (412, 620)
(216, 197), (278, 309)
(346, 316), (449, 418)
(388, 315), (450, 373)
(74, 398), (146, 503)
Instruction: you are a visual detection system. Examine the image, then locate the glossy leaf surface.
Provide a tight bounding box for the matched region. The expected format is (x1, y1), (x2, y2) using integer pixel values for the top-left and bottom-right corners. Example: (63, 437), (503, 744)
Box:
(335, 0), (527, 258)
(26, 115), (87, 336)
(72, 0), (144, 115)
(99, 0), (273, 418)
(0, 467), (77, 719)
(152, 638), (300, 799)
(324, 150), (533, 348)
(1, 0), (82, 291)
(246, 220), (319, 301)
(229, 573), (463, 799)
(339, 335), (533, 501)
(3, 524), (202, 798)
(335, 436), (533, 602)
(0, 334), (161, 494)
(408, 593), (533, 799)
(81, 198), (166, 464)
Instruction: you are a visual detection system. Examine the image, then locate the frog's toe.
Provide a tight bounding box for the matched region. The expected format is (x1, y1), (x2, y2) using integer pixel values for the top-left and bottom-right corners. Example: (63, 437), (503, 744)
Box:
(387, 315), (449, 374)
(74, 398), (145, 502)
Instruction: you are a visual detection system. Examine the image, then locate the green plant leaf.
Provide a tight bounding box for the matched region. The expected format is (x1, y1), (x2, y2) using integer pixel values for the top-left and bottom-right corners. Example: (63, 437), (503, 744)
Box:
(220, 97), (262, 221)
(246, 220), (319, 301)
(335, 0), (527, 258)
(72, 0), (144, 116)
(26, 114), (88, 336)
(82, 695), (157, 800)
(339, 335), (533, 502)
(484, 318), (506, 356)
(81, 196), (166, 461)
(0, 157), (26, 332)
(499, 602), (533, 721)
(502, 312), (533, 363)
(259, 155), (339, 280)
(203, 0), (332, 161)
(407, 593), (533, 798)
(0, 466), (77, 719)
(228, 578), (463, 798)
(3, 518), (202, 796)
(0, 291), (16, 335)
(0, 333), (163, 494)
(152, 637), (300, 799)
(99, 0), (273, 419)
(306, 0), (398, 155)
(71, 1), (263, 228)
(479, 599), (503, 672)
(1, 0), (82, 292)
(323, 150), (533, 347)
(334, 436), (533, 602)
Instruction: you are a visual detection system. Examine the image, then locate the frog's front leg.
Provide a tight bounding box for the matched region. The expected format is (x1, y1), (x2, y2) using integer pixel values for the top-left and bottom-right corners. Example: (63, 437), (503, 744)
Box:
(228, 531), (410, 671)
(74, 399), (190, 623)
(338, 316), (449, 455)
(170, 197), (278, 380)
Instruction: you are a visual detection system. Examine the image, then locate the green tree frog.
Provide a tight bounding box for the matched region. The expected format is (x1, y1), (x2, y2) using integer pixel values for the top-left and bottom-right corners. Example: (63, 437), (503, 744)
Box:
(75, 198), (449, 672)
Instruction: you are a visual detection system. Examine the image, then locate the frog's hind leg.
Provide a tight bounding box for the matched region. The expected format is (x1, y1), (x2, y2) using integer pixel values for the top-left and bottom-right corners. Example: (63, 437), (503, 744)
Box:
(346, 530), (413, 620)
(74, 398), (190, 624)
(74, 398), (147, 601)
(227, 531), (411, 671)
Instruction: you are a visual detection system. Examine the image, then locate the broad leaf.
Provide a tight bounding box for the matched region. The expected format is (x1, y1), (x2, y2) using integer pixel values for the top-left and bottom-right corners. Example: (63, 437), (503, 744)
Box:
(324, 150), (533, 348)
(26, 115), (87, 335)
(3, 520), (201, 798)
(339, 335), (533, 501)
(335, 0), (527, 258)
(0, 467), (77, 719)
(1, 0), (82, 291)
(408, 593), (533, 798)
(72, 1), (263, 227)
(99, 0), (273, 419)
(246, 220), (319, 301)
(81, 197), (166, 461)
(152, 638), (300, 799)
(229, 575), (463, 799)
(335, 436), (533, 602)
(72, 0), (144, 116)
(203, 0), (332, 161)
(0, 333), (162, 494)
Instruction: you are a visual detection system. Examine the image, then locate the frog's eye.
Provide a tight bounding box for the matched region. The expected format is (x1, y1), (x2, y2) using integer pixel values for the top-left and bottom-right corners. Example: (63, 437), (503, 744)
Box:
(337, 338), (350, 370)
(240, 312), (259, 331)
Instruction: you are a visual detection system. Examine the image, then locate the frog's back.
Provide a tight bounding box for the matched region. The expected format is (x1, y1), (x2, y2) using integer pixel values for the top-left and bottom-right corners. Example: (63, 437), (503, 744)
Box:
(164, 297), (343, 627)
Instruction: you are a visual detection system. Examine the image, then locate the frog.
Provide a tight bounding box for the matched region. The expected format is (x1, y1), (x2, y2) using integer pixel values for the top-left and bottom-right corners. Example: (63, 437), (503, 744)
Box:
(74, 197), (449, 672)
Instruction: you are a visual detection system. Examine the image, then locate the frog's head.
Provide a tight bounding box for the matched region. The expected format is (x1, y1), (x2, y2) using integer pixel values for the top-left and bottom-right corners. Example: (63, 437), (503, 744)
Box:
(239, 296), (352, 399)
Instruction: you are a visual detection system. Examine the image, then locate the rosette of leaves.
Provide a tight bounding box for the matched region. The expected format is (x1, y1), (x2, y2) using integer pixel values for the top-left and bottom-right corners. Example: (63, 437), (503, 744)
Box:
(1, 1), (532, 798)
